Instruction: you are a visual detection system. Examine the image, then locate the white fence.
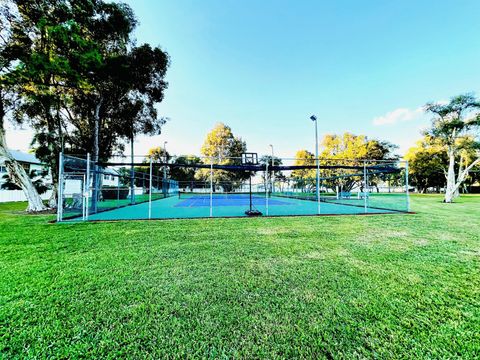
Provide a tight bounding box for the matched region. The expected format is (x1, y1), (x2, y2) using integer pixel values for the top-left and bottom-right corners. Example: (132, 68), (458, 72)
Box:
(0, 190), (53, 203)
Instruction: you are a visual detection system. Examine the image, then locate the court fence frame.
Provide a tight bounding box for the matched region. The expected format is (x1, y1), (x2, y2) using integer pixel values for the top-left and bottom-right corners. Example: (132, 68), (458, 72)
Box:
(56, 152), (410, 222)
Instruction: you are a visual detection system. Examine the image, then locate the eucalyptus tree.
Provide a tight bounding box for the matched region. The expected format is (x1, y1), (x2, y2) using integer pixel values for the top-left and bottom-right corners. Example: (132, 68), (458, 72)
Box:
(0, 2), (47, 212)
(68, 43), (169, 208)
(8, 0), (169, 209)
(7, 0), (105, 207)
(319, 133), (397, 192)
(425, 94), (480, 202)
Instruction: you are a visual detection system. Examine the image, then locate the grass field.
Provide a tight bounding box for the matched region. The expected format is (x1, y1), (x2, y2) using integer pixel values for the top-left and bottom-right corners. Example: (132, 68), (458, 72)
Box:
(1, 195), (479, 358)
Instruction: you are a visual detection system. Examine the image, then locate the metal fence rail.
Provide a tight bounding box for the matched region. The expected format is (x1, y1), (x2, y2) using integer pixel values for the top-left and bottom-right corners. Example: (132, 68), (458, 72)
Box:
(57, 153), (410, 222)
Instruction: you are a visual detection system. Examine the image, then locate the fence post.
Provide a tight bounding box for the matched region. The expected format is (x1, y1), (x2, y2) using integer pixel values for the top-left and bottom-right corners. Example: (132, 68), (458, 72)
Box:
(82, 174), (86, 221)
(405, 160), (410, 212)
(85, 153), (90, 220)
(266, 161), (269, 216)
(148, 157), (153, 219)
(56, 152), (64, 222)
(210, 157), (213, 217)
(117, 175), (120, 208)
(363, 160), (368, 213)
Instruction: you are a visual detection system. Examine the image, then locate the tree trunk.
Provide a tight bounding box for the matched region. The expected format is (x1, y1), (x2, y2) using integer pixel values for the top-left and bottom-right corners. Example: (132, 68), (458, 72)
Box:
(453, 156), (464, 199)
(444, 149), (457, 203)
(48, 183), (58, 208)
(444, 147), (480, 203)
(130, 134), (135, 204)
(91, 96), (103, 213)
(0, 124), (47, 212)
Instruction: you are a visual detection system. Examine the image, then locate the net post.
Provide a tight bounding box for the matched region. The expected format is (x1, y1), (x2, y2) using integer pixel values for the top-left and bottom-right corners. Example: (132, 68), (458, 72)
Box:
(148, 157), (153, 219)
(363, 160), (368, 213)
(85, 153), (90, 220)
(82, 174), (86, 221)
(210, 157), (213, 217)
(271, 153), (275, 194)
(116, 175), (120, 208)
(56, 152), (64, 222)
(265, 161), (269, 215)
(130, 150), (135, 205)
(316, 157), (320, 215)
(405, 160), (410, 212)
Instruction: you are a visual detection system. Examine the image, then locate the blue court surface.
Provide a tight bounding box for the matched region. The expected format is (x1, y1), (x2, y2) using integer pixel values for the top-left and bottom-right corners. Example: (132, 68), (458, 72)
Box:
(70, 193), (406, 221)
(174, 194), (292, 207)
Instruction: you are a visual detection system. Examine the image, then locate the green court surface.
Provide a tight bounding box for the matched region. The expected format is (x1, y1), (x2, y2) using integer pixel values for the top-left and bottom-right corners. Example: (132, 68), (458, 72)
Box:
(73, 194), (404, 221)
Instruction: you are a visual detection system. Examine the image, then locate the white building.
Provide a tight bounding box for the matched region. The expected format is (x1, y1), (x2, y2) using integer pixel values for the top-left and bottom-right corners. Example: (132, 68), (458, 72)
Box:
(1, 150), (119, 202)
(0, 150), (52, 202)
(0, 150), (46, 185)
(102, 168), (120, 187)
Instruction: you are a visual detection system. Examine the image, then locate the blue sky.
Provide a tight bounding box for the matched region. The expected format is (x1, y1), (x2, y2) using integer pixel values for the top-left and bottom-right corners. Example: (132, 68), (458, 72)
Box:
(7, 0), (480, 158)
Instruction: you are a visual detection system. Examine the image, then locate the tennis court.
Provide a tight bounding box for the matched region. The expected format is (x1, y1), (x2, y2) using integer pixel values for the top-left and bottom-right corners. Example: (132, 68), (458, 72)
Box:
(76, 192), (402, 221)
(58, 154), (410, 222)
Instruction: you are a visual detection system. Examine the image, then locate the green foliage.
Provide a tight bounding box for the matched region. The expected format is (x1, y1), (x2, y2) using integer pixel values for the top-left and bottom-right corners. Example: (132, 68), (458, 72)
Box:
(425, 94), (480, 148)
(0, 196), (479, 357)
(292, 149), (316, 191)
(170, 155), (202, 184)
(2, 0), (169, 207)
(322, 133), (397, 191)
(146, 146), (169, 162)
(424, 94), (480, 201)
(405, 136), (448, 193)
(258, 155), (285, 187)
(292, 133), (397, 192)
(196, 123), (248, 190)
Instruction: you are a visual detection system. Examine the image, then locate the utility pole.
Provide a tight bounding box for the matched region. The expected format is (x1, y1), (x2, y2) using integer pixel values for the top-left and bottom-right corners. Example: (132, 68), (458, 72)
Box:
(269, 144), (274, 194)
(310, 115), (320, 214)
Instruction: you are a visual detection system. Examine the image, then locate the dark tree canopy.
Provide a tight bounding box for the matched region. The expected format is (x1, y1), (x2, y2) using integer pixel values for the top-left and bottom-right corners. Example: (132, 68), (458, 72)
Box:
(2, 0), (170, 207)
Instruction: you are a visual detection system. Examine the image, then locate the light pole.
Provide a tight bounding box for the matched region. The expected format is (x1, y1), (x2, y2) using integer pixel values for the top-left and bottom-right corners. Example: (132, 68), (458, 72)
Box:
(310, 115), (320, 214)
(163, 141), (168, 196)
(269, 144), (274, 194)
(163, 141), (168, 179)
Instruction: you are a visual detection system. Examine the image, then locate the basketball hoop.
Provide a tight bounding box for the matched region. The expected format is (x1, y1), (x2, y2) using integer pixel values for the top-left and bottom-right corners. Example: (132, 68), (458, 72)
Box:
(241, 152), (258, 165)
(241, 152), (262, 216)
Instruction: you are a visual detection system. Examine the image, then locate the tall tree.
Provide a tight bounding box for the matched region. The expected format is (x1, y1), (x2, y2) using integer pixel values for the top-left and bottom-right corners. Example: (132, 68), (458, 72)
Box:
(320, 133), (397, 192)
(146, 145), (169, 182)
(8, 0), (169, 209)
(405, 136), (447, 193)
(0, 2), (47, 212)
(169, 155), (201, 186)
(425, 94), (480, 202)
(292, 150), (315, 192)
(259, 155), (284, 192)
(8, 0), (105, 207)
(196, 123), (247, 191)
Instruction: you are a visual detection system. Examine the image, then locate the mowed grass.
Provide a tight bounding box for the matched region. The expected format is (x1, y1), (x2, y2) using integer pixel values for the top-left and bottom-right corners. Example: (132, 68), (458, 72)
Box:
(0, 195), (479, 358)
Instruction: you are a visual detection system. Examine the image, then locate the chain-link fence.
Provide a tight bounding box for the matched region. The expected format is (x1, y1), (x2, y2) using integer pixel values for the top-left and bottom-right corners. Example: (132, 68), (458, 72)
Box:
(57, 153), (410, 221)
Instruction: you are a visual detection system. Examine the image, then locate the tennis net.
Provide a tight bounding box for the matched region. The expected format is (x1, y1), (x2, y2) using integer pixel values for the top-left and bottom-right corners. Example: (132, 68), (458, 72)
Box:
(178, 191), (267, 200)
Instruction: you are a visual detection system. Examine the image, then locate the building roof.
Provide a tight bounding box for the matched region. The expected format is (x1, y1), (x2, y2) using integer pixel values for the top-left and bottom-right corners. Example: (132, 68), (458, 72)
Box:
(103, 167), (119, 176)
(3, 151), (119, 176)
(2, 150), (43, 165)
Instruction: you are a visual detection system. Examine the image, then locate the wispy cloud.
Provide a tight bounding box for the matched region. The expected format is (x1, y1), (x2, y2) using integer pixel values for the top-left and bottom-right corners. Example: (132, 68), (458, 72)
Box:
(372, 107), (424, 126)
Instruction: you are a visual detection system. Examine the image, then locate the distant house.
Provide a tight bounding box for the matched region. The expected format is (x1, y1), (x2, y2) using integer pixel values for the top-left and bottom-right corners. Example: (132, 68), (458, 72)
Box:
(63, 167), (120, 197)
(0, 150), (48, 186)
(102, 168), (120, 187)
(1, 150), (120, 202)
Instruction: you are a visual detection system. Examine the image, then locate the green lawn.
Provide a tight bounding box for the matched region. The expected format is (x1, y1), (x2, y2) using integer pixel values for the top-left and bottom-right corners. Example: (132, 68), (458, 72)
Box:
(1, 195), (479, 358)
